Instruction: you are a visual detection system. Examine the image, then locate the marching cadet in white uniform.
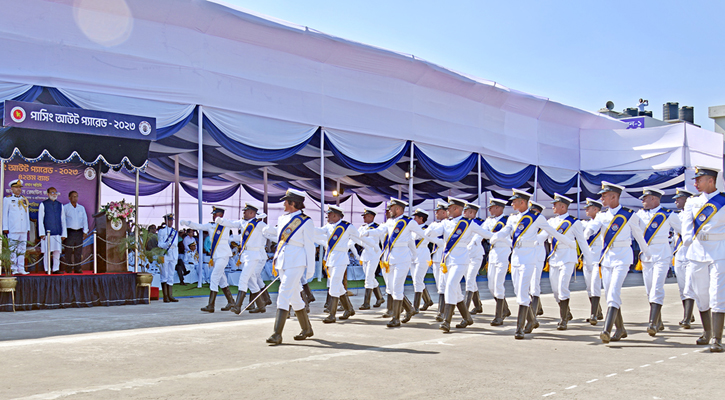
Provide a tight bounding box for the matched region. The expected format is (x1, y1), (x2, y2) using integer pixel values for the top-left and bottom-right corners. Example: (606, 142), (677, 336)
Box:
(261, 189), (316, 345)
(672, 188), (697, 329)
(635, 187), (681, 337)
(582, 198), (605, 325)
(425, 197), (493, 333)
(215, 203), (269, 315)
(483, 198), (511, 326)
(157, 214), (179, 302)
(358, 208), (385, 310)
(429, 201), (448, 321)
(315, 205), (363, 323)
(463, 203), (485, 315)
(542, 194), (593, 330)
(490, 189), (575, 339)
(182, 207), (236, 313)
(681, 167), (725, 352)
(584, 182), (650, 344)
(2, 179), (30, 275)
(528, 201), (548, 320)
(411, 208), (434, 313)
(364, 198), (439, 327)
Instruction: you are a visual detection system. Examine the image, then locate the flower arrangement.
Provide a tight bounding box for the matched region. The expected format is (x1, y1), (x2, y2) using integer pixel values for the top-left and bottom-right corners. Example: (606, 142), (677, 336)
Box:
(100, 199), (135, 225)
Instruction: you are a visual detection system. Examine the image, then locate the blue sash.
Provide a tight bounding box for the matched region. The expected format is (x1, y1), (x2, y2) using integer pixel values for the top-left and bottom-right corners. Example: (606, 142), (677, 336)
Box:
(643, 208), (671, 244)
(673, 234), (683, 254)
(472, 218), (484, 226)
(493, 215), (508, 233)
(693, 193), (725, 236)
(552, 215), (577, 252)
(368, 222), (382, 250)
(382, 217), (410, 264)
(272, 213), (310, 273)
(161, 228), (177, 256)
(209, 224), (224, 259)
(512, 211), (538, 247)
(239, 219), (259, 250)
(441, 218), (470, 265)
(587, 228), (601, 246)
(325, 221), (350, 263)
(599, 207), (634, 262)
(415, 225), (428, 247)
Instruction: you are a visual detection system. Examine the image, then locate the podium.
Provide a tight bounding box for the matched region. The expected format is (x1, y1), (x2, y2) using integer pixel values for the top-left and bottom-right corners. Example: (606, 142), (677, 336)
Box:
(93, 212), (128, 273)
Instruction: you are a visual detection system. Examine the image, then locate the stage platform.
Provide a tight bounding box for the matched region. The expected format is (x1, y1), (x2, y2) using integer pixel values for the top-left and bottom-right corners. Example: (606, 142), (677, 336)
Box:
(0, 272), (149, 312)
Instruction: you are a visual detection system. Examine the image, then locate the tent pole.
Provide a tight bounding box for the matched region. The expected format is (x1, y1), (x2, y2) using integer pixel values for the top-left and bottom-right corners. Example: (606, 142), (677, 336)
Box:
(96, 164), (102, 213)
(576, 172), (581, 219)
(320, 129), (325, 225)
(263, 166), (268, 218)
(134, 169), (139, 273)
(197, 105), (204, 224)
(533, 167), (539, 201)
(0, 159), (4, 231)
(336, 180), (340, 206)
(174, 155), (180, 231)
(408, 143), (414, 217)
(477, 154), (482, 218)
(398, 185), (402, 200)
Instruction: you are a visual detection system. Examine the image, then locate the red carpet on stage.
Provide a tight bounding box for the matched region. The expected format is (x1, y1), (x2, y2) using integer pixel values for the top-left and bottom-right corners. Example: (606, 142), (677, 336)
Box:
(0, 272), (149, 312)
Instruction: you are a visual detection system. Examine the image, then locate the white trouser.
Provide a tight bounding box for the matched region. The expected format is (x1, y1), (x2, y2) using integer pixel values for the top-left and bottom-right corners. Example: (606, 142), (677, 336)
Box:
(674, 259), (691, 301)
(412, 261), (427, 292)
(549, 262), (575, 301)
(40, 235), (62, 253)
(641, 260), (669, 305)
(390, 262), (411, 300)
(8, 233), (26, 271)
(465, 256), (482, 292)
(381, 265), (392, 295)
(327, 264), (347, 297)
(159, 257), (176, 285)
(362, 260), (380, 289)
(238, 259), (263, 293)
(444, 263), (467, 305)
(686, 261), (711, 312)
(511, 263), (535, 307)
(276, 266), (306, 312)
(583, 262), (602, 297)
(432, 262), (447, 294)
(601, 265), (629, 309)
(529, 260), (544, 297)
(707, 260), (725, 313)
(487, 262), (507, 299)
(209, 256), (230, 291)
(43, 250), (61, 272)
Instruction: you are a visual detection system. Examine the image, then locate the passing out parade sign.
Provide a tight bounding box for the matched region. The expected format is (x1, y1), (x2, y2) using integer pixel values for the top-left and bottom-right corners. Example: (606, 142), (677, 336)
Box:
(3, 100), (156, 141)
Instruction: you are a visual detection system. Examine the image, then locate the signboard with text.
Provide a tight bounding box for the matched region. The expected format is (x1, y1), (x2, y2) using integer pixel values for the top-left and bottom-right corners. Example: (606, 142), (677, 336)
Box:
(3, 100), (156, 140)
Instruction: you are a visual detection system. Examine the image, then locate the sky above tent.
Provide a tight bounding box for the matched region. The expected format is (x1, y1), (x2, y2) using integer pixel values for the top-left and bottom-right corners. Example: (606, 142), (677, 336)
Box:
(225, 0), (724, 130)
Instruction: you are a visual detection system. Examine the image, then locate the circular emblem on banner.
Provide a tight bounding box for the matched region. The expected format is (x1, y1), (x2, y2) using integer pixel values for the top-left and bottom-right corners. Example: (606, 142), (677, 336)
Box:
(332, 235), (338, 241)
(111, 219), (123, 231)
(139, 121), (152, 135)
(557, 228), (564, 233)
(284, 228), (292, 235)
(394, 228), (400, 234)
(243, 231), (249, 236)
(611, 224), (619, 231)
(698, 214), (707, 222)
(651, 222), (659, 229)
(84, 167), (96, 180)
(10, 106), (26, 123)
(455, 229), (462, 235)
(516, 225), (524, 231)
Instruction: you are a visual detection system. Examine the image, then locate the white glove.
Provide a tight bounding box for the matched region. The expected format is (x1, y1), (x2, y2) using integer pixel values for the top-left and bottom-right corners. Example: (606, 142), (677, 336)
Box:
(215, 216), (224, 224)
(180, 220), (190, 226)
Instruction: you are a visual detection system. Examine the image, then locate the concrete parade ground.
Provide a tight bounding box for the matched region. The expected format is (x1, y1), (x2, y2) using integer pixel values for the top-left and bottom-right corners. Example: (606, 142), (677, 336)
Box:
(1, 274), (722, 400)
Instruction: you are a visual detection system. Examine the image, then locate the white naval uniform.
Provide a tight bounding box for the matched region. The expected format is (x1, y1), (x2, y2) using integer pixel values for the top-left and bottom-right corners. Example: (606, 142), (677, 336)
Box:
(464, 219), (485, 293)
(157, 226), (179, 285)
(673, 228), (693, 301)
(584, 205), (649, 309)
(581, 219), (603, 298)
(635, 206), (681, 305)
(2, 194), (30, 273)
(358, 222), (384, 290)
(427, 220), (447, 295)
(315, 221), (362, 297)
(483, 215), (511, 300)
(263, 211), (316, 311)
(492, 211), (575, 306)
(529, 230), (548, 297)
(38, 200), (67, 272)
(541, 213), (593, 301)
(411, 226), (432, 293)
(682, 192), (725, 313)
(185, 221), (232, 291)
(218, 217), (268, 293)
(365, 216), (435, 300)
(425, 216), (492, 305)
(362, 222), (394, 296)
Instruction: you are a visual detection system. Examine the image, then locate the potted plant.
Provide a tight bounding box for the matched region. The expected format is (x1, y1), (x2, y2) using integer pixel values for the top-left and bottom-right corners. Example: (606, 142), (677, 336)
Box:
(99, 199), (135, 231)
(0, 235), (24, 291)
(118, 226), (163, 286)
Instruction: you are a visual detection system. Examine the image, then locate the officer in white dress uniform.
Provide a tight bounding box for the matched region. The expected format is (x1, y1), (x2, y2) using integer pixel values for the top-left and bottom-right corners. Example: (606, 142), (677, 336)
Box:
(581, 198), (605, 325)
(357, 208), (386, 310)
(490, 189), (575, 339)
(316, 205), (363, 323)
(542, 193), (593, 330)
(463, 202), (485, 315)
(584, 182), (650, 344)
(216, 203), (269, 314)
(428, 201), (449, 321)
(411, 208), (435, 313)
(681, 167), (725, 352)
(528, 201), (548, 320)
(483, 198), (512, 326)
(635, 187), (681, 337)
(2, 179), (30, 274)
(425, 197), (493, 333)
(182, 207), (236, 313)
(157, 214), (180, 302)
(38, 187), (67, 274)
(364, 198), (438, 327)
(672, 188), (697, 329)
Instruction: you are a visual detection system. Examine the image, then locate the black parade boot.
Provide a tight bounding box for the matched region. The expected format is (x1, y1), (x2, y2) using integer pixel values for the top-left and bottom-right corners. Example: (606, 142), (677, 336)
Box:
(167, 283), (179, 302)
(524, 297), (540, 334)
(536, 297), (543, 316)
(302, 283), (315, 303)
(515, 305), (528, 339)
(249, 292), (267, 314)
(490, 298), (504, 326)
(611, 308), (627, 341)
(323, 293), (331, 313)
(455, 301), (474, 328)
(294, 308), (314, 340)
(697, 309), (713, 345)
(503, 298), (511, 318)
(402, 296), (414, 323)
(464, 291), (474, 310)
(266, 308), (288, 345)
(382, 294), (394, 318)
(360, 288), (372, 310)
(471, 291), (483, 315)
(323, 297), (339, 323)
(262, 290), (273, 306)
(588, 296), (601, 326)
(681, 299), (695, 329)
(439, 304), (455, 333)
(600, 306), (618, 343)
(387, 300), (403, 328)
(436, 294), (445, 322)
(373, 287), (385, 307)
(557, 298), (570, 330)
(161, 283), (170, 303)
(339, 294), (356, 320)
(220, 287), (235, 311)
(647, 303), (662, 337)
(710, 312), (724, 353)
(421, 288), (434, 311)
(231, 291), (246, 315)
(201, 291), (216, 313)
(413, 291), (423, 314)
